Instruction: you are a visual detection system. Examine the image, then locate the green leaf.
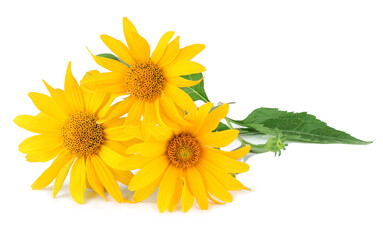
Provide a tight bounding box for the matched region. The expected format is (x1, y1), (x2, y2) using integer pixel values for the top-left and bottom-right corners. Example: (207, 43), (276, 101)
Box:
(96, 53), (119, 61)
(214, 122), (230, 132)
(181, 73), (210, 103)
(230, 108), (371, 145)
(96, 53), (130, 67)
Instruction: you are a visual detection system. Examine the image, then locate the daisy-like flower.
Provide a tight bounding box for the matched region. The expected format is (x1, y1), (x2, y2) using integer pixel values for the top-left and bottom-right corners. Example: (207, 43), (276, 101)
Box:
(80, 17), (206, 128)
(14, 63), (140, 204)
(120, 102), (250, 212)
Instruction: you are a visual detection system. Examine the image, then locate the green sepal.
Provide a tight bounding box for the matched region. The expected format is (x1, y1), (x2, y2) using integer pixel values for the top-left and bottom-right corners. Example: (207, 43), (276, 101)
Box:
(264, 136), (288, 156)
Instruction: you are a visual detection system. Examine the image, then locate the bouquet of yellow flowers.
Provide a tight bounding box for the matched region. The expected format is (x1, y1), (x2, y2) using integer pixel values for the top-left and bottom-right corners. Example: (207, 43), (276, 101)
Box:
(14, 17), (370, 212)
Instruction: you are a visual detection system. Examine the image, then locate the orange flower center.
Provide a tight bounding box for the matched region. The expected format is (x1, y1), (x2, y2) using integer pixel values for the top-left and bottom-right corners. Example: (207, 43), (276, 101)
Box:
(126, 61), (165, 102)
(61, 112), (103, 157)
(167, 133), (200, 168)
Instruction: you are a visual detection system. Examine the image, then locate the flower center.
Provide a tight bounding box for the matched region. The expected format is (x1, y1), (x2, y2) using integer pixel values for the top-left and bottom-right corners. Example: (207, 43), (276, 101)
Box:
(126, 61), (165, 102)
(61, 112), (103, 157)
(167, 133), (200, 168)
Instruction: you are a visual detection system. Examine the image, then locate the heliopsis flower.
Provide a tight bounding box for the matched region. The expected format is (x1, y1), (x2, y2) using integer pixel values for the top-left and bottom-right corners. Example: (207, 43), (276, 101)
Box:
(14, 63), (140, 204)
(81, 17), (206, 128)
(120, 102), (250, 212)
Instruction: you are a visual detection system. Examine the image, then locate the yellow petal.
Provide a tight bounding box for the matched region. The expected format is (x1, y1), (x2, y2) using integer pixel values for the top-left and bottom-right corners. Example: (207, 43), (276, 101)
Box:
(83, 70), (100, 77)
(104, 125), (141, 141)
(80, 72), (125, 91)
(166, 76), (202, 88)
(31, 150), (73, 190)
(214, 145), (251, 160)
(128, 156), (169, 191)
(128, 32), (150, 62)
(173, 44), (205, 62)
(189, 102), (214, 135)
(92, 154), (123, 203)
(119, 154), (154, 170)
(151, 31), (175, 64)
(14, 113), (61, 134)
(103, 97), (134, 122)
(98, 144), (129, 169)
(197, 164), (233, 203)
(109, 168), (134, 186)
(53, 158), (75, 197)
(28, 92), (66, 120)
(86, 156), (107, 200)
(125, 100), (144, 124)
(158, 36), (180, 68)
(102, 117), (125, 129)
(168, 171), (184, 212)
(64, 62), (85, 112)
(202, 147), (249, 173)
(126, 142), (166, 157)
(69, 157), (86, 204)
(186, 167), (208, 210)
(198, 103), (229, 134)
(149, 125), (173, 142)
(133, 176), (162, 202)
(89, 47), (130, 74)
(43, 80), (72, 115)
(100, 34), (136, 66)
(198, 129), (239, 148)
(160, 94), (188, 125)
(157, 165), (181, 213)
(121, 137), (142, 147)
(123, 17), (138, 41)
(123, 17), (137, 31)
(19, 134), (60, 152)
(126, 124), (144, 140)
(20, 133), (63, 162)
(181, 176), (194, 212)
(163, 61), (206, 78)
(160, 112), (183, 130)
(141, 102), (158, 138)
(25, 148), (63, 163)
(154, 98), (167, 127)
(207, 192), (226, 205)
(83, 91), (113, 119)
(94, 94), (119, 120)
(164, 84), (197, 113)
(200, 160), (248, 191)
(105, 140), (130, 156)
(85, 84), (127, 94)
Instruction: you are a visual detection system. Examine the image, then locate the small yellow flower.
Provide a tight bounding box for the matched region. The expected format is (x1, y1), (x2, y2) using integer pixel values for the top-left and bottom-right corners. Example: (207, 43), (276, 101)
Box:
(14, 63), (140, 204)
(121, 102), (250, 212)
(81, 17), (206, 128)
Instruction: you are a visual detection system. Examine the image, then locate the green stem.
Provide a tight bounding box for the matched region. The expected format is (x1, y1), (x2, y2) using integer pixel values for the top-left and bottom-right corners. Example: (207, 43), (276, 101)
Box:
(225, 117), (246, 145)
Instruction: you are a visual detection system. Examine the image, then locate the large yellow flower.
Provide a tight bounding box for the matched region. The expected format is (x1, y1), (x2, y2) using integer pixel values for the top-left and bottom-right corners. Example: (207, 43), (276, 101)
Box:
(14, 63), (140, 204)
(120, 102), (250, 212)
(80, 17), (206, 128)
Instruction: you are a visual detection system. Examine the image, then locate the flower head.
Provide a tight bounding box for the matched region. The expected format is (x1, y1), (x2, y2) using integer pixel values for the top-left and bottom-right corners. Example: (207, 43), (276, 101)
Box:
(14, 63), (140, 204)
(121, 102), (250, 212)
(80, 17), (206, 128)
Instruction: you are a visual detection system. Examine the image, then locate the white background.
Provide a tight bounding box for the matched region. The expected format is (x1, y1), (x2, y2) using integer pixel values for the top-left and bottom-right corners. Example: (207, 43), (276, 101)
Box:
(1, 0), (382, 239)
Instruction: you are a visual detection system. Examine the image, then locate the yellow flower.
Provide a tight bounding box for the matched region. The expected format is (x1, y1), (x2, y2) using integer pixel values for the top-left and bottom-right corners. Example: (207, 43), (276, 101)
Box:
(121, 102), (250, 212)
(81, 17), (206, 128)
(14, 63), (140, 204)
